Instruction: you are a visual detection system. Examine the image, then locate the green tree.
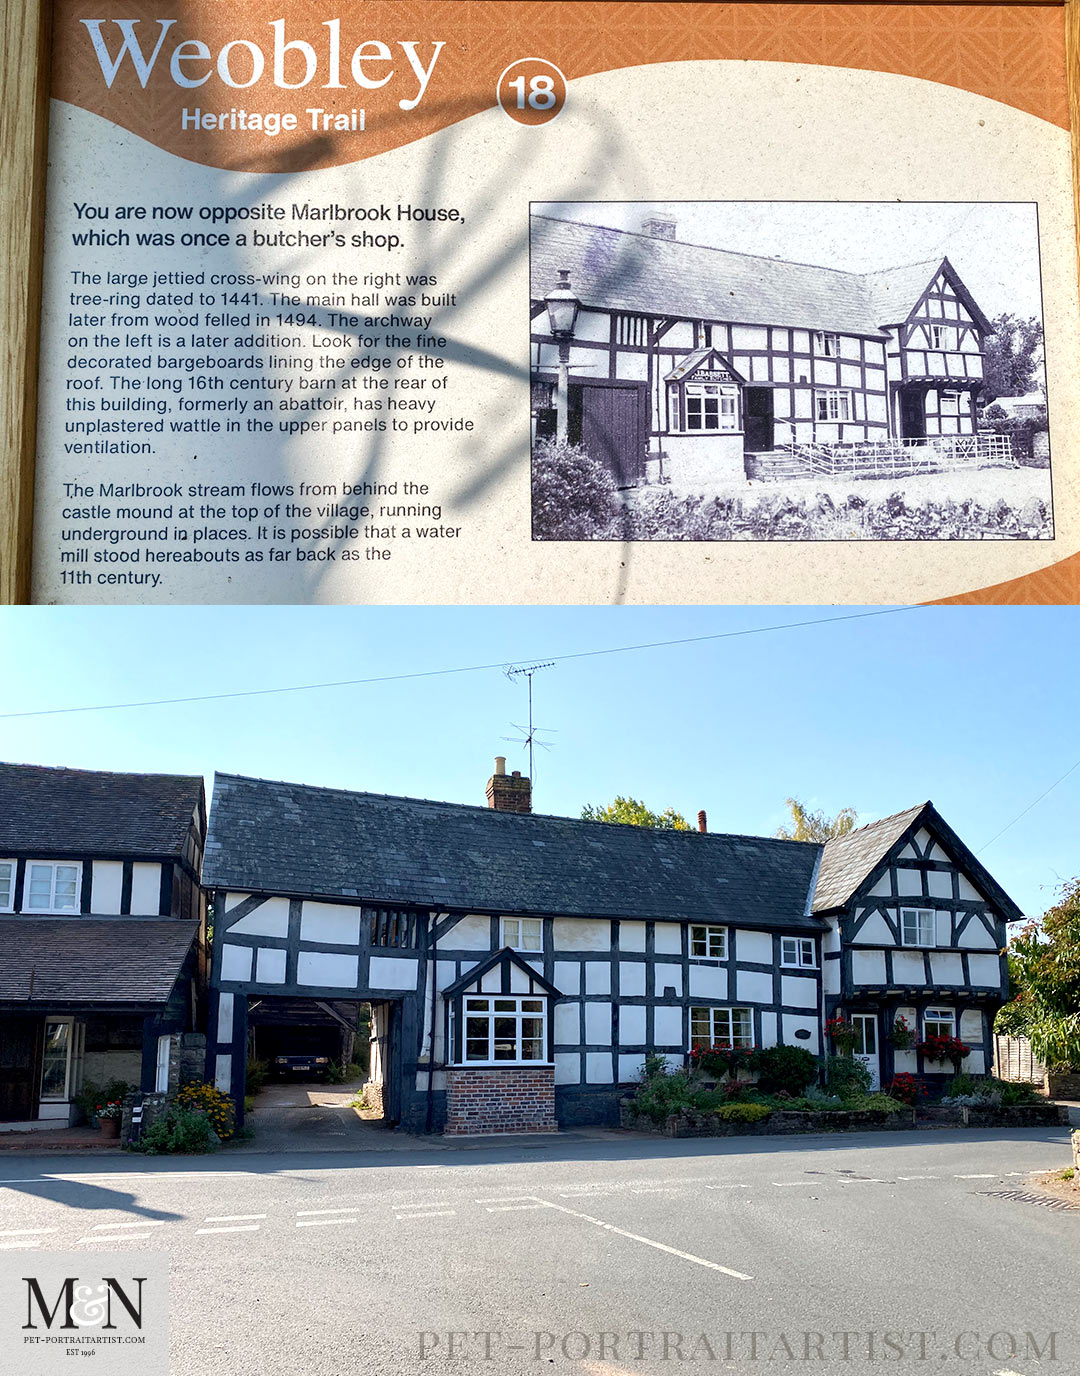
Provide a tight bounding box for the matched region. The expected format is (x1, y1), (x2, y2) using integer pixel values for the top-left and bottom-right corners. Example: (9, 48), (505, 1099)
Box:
(982, 313), (1043, 403)
(995, 877), (1080, 1069)
(580, 796), (690, 830)
(774, 797), (857, 843)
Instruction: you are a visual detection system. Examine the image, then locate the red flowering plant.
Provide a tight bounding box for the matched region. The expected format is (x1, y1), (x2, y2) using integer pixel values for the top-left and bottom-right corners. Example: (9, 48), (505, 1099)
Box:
(689, 1043), (758, 1080)
(915, 1034), (971, 1069)
(94, 1100), (123, 1121)
(887, 1072), (925, 1105)
(888, 1015), (916, 1050)
(823, 1016), (859, 1055)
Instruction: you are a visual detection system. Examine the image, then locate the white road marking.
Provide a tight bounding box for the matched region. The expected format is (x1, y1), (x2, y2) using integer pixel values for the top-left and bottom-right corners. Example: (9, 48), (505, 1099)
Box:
(0, 1227), (58, 1236)
(629, 1186), (682, 1193)
(896, 1176), (940, 1181)
(395, 1211), (456, 1220)
(537, 1198), (752, 1281)
(0, 1240), (41, 1249)
(772, 1181), (818, 1187)
(195, 1225), (260, 1235)
(474, 1195), (538, 1204)
(837, 1177), (889, 1183)
(92, 1220), (164, 1230)
(203, 1214), (267, 1223)
(704, 1184), (748, 1190)
(296, 1218), (352, 1228)
(295, 1208), (360, 1216)
(78, 1234), (154, 1243)
(955, 1174), (996, 1179)
(486, 1203), (546, 1212)
(993, 1369), (1028, 1375)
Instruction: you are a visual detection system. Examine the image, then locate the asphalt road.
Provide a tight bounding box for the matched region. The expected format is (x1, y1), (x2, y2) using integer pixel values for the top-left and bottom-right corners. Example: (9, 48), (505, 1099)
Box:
(0, 1126), (1076, 1376)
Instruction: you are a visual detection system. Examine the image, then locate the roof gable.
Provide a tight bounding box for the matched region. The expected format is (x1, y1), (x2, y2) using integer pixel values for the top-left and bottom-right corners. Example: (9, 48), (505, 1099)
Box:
(0, 763), (205, 861)
(442, 947), (562, 999)
(665, 348), (746, 384)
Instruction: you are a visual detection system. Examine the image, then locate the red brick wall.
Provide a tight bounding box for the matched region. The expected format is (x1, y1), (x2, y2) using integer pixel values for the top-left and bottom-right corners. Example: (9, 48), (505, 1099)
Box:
(444, 1066), (557, 1135)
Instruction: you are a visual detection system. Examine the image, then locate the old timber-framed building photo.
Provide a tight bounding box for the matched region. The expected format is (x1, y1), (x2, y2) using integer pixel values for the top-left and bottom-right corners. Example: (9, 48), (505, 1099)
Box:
(529, 202), (1051, 542)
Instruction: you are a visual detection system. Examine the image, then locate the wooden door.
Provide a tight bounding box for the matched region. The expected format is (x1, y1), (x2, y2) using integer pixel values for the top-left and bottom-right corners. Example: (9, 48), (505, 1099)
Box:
(580, 384), (644, 487)
(900, 390), (925, 439)
(744, 388), (774, 452)
(0, 1018), (42, 1121)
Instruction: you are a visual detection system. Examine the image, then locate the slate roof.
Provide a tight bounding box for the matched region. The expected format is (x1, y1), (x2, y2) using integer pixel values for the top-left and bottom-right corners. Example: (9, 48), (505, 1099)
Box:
(530, 215), (952, 339)
(0, 763), (203, 859)
(812, 801), (1023, 921)
(812, 804), (928, 912)
(204, 773), (825, 930)
(0, 919), (198, 1006)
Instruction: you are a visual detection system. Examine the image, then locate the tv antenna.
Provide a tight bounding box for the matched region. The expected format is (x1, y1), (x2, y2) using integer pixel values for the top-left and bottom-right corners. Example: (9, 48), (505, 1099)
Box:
(503, 661), (556, 786)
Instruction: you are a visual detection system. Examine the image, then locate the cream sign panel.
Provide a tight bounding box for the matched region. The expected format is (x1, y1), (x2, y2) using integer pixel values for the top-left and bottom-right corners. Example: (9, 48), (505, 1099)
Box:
(32, 5), (1079, 604)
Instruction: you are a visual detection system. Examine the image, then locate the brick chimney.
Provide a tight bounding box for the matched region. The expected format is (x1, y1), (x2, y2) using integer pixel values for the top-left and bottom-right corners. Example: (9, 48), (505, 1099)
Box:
(642, 215), (676, 241)
(485, 756), (532, 814)
(697, 810), (707, 833)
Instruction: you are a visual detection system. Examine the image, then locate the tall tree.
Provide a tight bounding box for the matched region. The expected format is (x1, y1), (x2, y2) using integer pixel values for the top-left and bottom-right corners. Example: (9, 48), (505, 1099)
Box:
(580, 796), (690, 830)
(981, 313), (1044, 402)
(995, 877), (1080, 1069)
(774, 797), (857, 844)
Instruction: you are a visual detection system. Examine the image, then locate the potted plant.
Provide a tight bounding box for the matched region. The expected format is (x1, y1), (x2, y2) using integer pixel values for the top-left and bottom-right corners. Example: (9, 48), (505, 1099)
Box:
(824, 1016), (859, 1056)
(889, 1015), (916, 1050)
(915, 1033), (971, 1071)
(95, 1100), (123, 1138)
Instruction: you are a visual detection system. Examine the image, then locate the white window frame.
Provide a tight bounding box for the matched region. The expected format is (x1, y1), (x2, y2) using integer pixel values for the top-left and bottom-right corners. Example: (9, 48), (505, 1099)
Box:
(940, 390), (965, 417)
(459, 995), (549, 1066)
(814, 331), (840, 356)
(39, 1016), (75, 1102)
(25, 861), (81, 913)
(781, 936), (817, 968)
(155, 1035), (172, 1093)
(900, 907), (936, 947)
(689, 1005), (754, 1049)
(814, 389), (852, 422)
(689, 925), (727, 959)
(930, 324), (955, 350)
(0, 860), (14, 912)
(681, 381), (738, 434)
(500, 916), (543, 952)
(923, 1007), (956, 1040)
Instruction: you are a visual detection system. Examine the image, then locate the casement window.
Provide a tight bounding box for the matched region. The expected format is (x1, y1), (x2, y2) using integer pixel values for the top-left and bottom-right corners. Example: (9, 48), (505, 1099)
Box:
(683, 382), (737, 433)
(781, 936), (817, 968)
(923, 1007), (955, 1040)
(25, 861), (80, 913)
(814, 389), (852, 422)
(930, 325), (955, 350)
(900, 907), (936, 947)
(0, 861), (14, 912)
(690, 925), (727, 959)
(814, 331), (840, 356)
(940, 390), (965, 417)
(690, 1005), (753, 1049)
(462, 996), (547, 1064)
(501, 916), (543, 952)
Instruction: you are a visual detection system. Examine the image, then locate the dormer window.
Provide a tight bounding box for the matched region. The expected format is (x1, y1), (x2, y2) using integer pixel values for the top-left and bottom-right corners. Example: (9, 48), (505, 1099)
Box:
(26, 862), (80, 913)
(814, 331), (840, 356)
(0, 860), (14, 912)
(501, 916), (542, 952)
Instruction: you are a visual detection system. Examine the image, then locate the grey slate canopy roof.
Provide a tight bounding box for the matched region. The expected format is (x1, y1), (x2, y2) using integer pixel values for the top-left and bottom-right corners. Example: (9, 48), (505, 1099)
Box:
(0, 919), (198, 1006)
(531, 214), (957, 339)
(812, 800), (1023, 921)
(205, 773), (825, 930)
(0, 763), (203, 859)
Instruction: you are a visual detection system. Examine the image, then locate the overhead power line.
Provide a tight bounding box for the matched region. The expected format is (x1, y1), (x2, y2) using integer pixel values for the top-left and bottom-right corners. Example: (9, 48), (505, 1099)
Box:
(977, 755), (1080, 855)
(0, 605), (920, 722)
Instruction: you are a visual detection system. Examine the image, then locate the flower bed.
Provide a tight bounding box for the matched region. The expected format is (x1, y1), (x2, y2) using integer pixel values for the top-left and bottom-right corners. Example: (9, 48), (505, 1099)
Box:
(620, 1099), (1067, 1137)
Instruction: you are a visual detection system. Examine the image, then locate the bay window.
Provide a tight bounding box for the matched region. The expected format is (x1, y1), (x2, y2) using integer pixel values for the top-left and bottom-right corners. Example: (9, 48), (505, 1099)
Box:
(462, 996), (548, 1064)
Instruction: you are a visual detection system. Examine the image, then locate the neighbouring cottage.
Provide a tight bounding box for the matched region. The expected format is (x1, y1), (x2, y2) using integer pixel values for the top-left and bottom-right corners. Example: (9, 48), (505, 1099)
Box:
(814, 803), (1018, 1089)
(530, 211), (993, 488)
(203, 761), (1021, 1133)
(0, 764), (208, 1129)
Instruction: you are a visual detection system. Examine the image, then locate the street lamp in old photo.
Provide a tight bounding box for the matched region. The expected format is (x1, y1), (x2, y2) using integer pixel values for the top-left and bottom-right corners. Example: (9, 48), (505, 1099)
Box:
(544, 269), (580, 443)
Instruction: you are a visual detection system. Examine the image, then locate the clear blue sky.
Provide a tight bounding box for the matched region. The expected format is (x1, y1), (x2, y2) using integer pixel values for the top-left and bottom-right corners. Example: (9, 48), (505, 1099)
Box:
(1, 605), (1075, 918)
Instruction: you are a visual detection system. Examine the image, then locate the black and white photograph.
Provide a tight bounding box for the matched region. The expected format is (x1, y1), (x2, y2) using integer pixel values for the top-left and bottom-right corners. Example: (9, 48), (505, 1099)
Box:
(530, 202), (1052, 543)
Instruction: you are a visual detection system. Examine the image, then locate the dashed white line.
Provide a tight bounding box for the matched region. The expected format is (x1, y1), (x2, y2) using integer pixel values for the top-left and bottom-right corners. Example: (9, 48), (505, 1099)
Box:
(78, 1234), (154, 1243)
(485, 1203), (546, 1212)
(896, 1176), (940, 1181)
(772, 1181), (818, 1187)
(196, 1225), (260, 1235)
(704, 1184), (749, 1190)
(537, 1198), (752, 1281)
(203, 1214), (266, 1223)
(395, 1211), (456, 1220)
(474, 1195), (538, 1205)
(955, 1174), (996, 1179)
(92, 1220), (164, 1230)
(296, 1218), (353, 1228)
(295, 1208), (360, 1216)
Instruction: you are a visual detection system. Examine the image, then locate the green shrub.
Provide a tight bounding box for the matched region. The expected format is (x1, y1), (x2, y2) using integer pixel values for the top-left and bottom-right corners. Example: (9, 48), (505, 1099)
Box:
(714, 1102), (773, 1123)
(1000, 1081), (1041, 1106)
(531, 437), (622, 540)
(823, 1056), (873, 1099)
(136, 1106), (217, 1155)
(632, 1063), (697, 1123)
(844, 1093), (907, 1114)
(755, 1045), (817, 1097)
(245, 1059), (270, 1095)
(325, 1061), (364, 1084)
(801, 1084), (844, 1111)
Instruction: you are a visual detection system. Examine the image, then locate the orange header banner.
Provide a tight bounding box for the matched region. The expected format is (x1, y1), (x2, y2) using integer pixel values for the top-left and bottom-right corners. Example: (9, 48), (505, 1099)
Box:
(53, 2), (1070, 173)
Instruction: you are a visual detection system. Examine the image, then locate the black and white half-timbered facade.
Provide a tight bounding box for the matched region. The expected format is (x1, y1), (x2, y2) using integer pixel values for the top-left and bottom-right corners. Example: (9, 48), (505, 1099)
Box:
(813, 802), (1019, 1090)
(203, 762), (825, 1133)
(0, 764), (208, 1128)
(530, 210), (991, 489)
